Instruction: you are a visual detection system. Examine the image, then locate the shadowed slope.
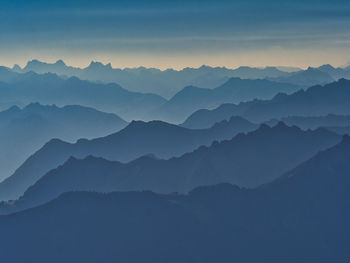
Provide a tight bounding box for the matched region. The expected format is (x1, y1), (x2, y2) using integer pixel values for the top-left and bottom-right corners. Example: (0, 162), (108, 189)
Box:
(0, 117), (257, 201)
(0, 123), (340, 213)
(183, 79), (350, 129)
(0, 103), (127, 180)
(0, 136), (349, 262)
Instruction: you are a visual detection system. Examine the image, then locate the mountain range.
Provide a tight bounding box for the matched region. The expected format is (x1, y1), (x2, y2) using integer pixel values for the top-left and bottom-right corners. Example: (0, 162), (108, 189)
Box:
(318, 64), (350, 80)
(0, 116), (258, 201)
(183, 79), (350, 129)
(269, 66), (335, 86)
(266, 114), (350, 130)
(0, 122), (341, 213)
(0, 103), (127, 181)
(13, 60), (297, 98)
(0, 69), (166, 120)
(0, 135), (349, 262)
(12, 60), (350, 99)
(1, 66), (317, 123)
(151, 78), (300, 123)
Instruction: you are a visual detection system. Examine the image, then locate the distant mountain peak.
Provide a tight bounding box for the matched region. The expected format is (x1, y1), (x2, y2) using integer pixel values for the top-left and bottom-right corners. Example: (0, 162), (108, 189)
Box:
(87, 61), (112, 70)
(24, 102), (59, 112)
(256, 121), (300, 134)
(6, 105), (21, 112)
(125, 120), (148, 128)
(318, 64), (335, 70)
(47, 138), (69, 145)
(55, 59), (66, 66)
(25, 59), (42, 68)
(12, 64), (22, 72)
(305, 66), (320, 72)
(25, 102), (43, 109)
(28, 59), (40, 64)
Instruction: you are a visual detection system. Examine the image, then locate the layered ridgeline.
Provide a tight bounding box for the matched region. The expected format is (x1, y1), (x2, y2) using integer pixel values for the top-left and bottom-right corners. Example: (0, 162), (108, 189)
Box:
(266, 114), (350, 133)
(0, 67), (305, 123)
(0, 68), (166, 120)
(0, 136), (349, 263)
(13, 60), (296, 98)
(151, 78), (300, 123)
(14, 60), (350, 98)
(0, 103), (127, 181)
(183, 79), (350, 129)
(268, 66), (335, 86)
(0, 123), (341, 213)
(0, 117), (258, 201)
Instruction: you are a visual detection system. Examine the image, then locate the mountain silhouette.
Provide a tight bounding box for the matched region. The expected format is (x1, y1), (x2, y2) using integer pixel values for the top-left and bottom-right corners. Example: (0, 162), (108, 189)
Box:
(0, 103), (127, 181)
(316, 64), (350, 80)
(183, 79), (350, 129)
(11, 60), (350, 99)
(0, 117), (257, 201)
(0, 136), (349, 262)
(0, 70), (166, 121)
(0, 66), (21, 83)
(152, 78), (300, 123)
(270, 67), (335, 86)
(16, 60), (293, 98)
(265, 114), (350, 130)
(23, 59), (73, 74)
(0, 123), (340, 212)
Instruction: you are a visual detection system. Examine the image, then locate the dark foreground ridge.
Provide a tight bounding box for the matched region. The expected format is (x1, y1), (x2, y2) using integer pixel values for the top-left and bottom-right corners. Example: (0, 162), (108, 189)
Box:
(0, 135), (349, 262)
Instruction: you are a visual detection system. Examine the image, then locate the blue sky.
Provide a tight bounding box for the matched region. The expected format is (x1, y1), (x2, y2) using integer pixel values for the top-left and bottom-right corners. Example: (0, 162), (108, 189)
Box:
(1, 0), (350, 69)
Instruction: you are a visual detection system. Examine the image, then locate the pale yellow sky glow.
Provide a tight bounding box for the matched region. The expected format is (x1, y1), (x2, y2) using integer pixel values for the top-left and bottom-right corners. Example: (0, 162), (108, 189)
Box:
(1, 0), (349, 71)
(1, 46), (350, 70)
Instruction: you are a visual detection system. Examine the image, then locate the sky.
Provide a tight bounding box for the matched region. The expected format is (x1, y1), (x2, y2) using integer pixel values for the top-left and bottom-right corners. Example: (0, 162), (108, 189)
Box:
(1, 0), (350, 69)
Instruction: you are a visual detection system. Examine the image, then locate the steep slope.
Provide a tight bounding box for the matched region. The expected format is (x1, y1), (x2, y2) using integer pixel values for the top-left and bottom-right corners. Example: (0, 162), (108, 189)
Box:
(0, 103), (127, 181)
(0, 123), (340, 212)
(0, 117), (257, 201)
(0, 136), (349, 262)
(183, 79), (350, 129)
(153, 78), (300, 123)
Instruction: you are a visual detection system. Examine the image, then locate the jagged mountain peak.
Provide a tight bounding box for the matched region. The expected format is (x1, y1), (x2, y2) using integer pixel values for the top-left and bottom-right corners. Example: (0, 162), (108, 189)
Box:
(87, 61), (112, 70)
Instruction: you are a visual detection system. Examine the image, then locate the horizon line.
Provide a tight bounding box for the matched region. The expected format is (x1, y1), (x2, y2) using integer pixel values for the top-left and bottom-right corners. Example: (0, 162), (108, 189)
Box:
(8, 58), (347, 72)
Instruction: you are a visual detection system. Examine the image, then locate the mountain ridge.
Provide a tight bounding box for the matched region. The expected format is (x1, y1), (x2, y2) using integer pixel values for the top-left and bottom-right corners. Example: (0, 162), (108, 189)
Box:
(12, 59), (299, 98)
(183, 79), (350, 129)
(0, 134), (349, 262)
(0, 122), (340, 213)
(0, 103), (127, 181)
(0, 116), (258, 201)
(0, 70), (166, 121)
(153, 78), (301, 123)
